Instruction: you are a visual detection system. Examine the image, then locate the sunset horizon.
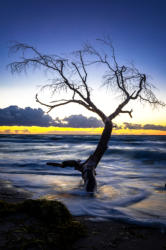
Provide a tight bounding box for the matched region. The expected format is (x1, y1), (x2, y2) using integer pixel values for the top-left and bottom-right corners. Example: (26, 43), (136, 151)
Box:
(1, 1), (166, 130)
(0, 1), (166, 248)
(0, 105), (166, 135)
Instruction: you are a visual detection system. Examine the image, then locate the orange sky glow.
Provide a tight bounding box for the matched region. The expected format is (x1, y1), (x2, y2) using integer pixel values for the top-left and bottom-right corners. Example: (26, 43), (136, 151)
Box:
(0, 126), (166, 135)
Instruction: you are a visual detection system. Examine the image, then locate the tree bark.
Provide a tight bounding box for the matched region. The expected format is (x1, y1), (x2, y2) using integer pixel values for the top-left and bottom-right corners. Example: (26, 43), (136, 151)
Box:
(47, 119), (113, 192)
(81, 119), (113, 192)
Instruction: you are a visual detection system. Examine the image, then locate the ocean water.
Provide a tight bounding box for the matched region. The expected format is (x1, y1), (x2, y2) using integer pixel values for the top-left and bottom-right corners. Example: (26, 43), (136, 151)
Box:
(0, 134), (166, 228)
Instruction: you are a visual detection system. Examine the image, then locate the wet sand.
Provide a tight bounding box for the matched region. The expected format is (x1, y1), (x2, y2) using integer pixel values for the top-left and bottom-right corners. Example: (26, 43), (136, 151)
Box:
(74, 217), (166, 250)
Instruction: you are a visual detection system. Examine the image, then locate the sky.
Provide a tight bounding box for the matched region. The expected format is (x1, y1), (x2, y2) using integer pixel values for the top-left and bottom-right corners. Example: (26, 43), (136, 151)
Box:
(0, 0), (166, 134)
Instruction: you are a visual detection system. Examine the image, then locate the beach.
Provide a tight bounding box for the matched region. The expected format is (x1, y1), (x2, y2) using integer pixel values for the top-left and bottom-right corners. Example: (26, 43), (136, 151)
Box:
(0, 178), (165, 250)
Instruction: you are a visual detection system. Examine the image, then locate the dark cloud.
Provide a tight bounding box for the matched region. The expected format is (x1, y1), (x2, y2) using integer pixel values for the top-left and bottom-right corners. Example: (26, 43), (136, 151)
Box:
(0, 106), (58, 127)
(62, 115), (103, 128)
(124, 122), (166, 131)
(1, 106), (165, 131)
(0, 106), (103, 128)
(113, 124), (122, 130)
(143, 124), (166, 131)
(124, 123), (142, 130)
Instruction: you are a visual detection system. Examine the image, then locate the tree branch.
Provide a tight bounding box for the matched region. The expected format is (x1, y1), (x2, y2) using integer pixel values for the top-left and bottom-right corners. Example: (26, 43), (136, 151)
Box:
(120, 109), (133, 118)
(108, 97), (131, 120)
(36, 94), (76, 112)
(9, 40), (165, 124)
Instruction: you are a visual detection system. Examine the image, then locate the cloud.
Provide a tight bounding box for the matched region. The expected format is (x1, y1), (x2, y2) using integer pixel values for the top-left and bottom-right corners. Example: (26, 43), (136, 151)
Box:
(143, 124), (166, 131)
(124, 123), (142, 130)
(0, 106), (58, 127)
(62, 115), (103, 128)
(1, 106), (165, 131)
(0, 106), (103, 128)
(124, 122), (166, 131)
(113, 124), (122, 130)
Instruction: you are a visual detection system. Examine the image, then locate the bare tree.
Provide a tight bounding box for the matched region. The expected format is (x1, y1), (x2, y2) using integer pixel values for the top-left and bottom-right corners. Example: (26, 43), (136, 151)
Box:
(9, 39), (165, 192)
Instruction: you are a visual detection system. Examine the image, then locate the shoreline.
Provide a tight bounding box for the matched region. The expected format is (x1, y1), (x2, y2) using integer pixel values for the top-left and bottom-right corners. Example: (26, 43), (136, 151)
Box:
(0, 179), (166, 249)
(0, 178), (32, 202)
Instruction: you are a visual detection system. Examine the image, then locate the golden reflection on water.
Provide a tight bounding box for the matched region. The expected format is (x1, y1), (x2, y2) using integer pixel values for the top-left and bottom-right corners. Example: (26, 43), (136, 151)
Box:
(96, 185), (119, 199)
(41, 185), (120, 201)
(153, 184), (166, 194)
(129, 192), (166, 218)
(42, 193), (74, 200)
(155, 189), (166, 194)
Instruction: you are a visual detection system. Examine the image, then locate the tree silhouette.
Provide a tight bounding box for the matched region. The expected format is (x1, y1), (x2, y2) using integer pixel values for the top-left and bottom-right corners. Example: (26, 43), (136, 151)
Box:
(9, 39), (165, 192)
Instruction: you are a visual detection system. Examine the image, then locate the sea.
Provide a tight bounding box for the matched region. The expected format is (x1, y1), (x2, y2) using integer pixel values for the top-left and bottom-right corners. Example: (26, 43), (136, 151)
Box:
(0, 134), (166, 228)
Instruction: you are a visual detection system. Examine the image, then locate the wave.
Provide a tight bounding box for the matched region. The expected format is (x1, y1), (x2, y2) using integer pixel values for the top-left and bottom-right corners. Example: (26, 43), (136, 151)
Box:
(0, 134), (166, 228)
(105, 147), (166, 162)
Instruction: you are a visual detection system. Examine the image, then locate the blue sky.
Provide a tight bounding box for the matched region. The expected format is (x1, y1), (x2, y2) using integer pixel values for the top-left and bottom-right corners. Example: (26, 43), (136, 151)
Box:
(0, 0), (166, 125)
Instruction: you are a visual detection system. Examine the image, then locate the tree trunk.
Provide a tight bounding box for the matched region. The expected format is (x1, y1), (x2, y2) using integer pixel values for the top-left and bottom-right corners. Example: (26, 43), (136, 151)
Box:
(81, 119), (113, 192)
(47, 119), (113, 192)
